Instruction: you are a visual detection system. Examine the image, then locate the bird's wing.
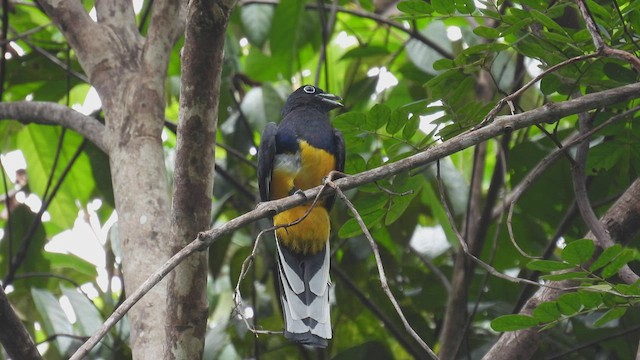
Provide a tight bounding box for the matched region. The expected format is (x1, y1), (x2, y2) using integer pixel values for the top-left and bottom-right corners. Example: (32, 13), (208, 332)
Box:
(257, 122), (278, 202)
(334, 128), (345, 173)
(324, 129), (345, 211)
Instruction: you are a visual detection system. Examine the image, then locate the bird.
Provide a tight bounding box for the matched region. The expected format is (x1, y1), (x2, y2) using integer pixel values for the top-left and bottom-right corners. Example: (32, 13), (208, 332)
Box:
(257, 85), (345, 348)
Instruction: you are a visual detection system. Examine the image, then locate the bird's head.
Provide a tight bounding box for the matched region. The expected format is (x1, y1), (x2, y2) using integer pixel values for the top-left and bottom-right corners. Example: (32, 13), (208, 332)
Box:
(282, 85), (343, 116)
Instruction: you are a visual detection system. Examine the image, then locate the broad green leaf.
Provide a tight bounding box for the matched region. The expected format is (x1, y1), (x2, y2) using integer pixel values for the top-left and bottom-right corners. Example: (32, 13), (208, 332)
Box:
(334, 112), (367, 135)
(578, 290), (603, 309)
(540, 74), (562, 95)
(601, 248), (635, 279)
(406, 21), (452, 75)
(614, 284), (640, 296)
(387, 108), (408, 135)
(526, 260), (575, 272)
(0, 205), (51, 290)
(44, 252), (98, 284)
(532, 301), (561, 323)
(593, 307), (627, 327)
(473, 26), (501, 39)
(240, 4), (274, 48)
(432, 0), (456, 14)
(540, 271), (588, 281)
(590, 244), (622, 272)
(402, 114), (420, 140)
(366, 104), (391, 131)
(385, 174), (422, 225)
(17, 126), (94, 230)
(269, 0), (304, 77)
(338, 208), (386, 238)
(61, 287), (108, 343)
(433, 59), (455, 70)
(561, 239), (595, 265)
(397, 1), (432, 15)
(586, 141), (626, 174)
(32, 288), (75, 355)
(530, 9), (567, 35)
(455, 0), (475, 14)
(557, 293), (582, 315)
(341, 46), (391, 60)
(491, 314), (540, 331)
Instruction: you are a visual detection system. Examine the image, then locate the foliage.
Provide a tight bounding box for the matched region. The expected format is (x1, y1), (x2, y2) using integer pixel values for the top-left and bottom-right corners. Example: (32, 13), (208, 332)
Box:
(1, 0), (640, 359)
(493, 240), (640, 332)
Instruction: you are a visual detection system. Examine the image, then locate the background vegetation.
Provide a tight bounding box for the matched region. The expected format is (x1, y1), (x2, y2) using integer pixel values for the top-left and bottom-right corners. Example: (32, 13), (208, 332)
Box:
(1, 0), (639, 359)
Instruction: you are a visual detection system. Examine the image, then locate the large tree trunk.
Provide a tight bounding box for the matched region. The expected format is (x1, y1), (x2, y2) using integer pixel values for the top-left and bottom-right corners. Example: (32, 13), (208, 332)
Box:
(36, 1), (185, 357)
(165, 0), (236, 358)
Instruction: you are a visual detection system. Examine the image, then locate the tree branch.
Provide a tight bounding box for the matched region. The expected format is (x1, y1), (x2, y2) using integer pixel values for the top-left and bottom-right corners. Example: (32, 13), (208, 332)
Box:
(0, 101), (108, 153)
(0, 285), (41, 360)
(69, 82), (640, 359)
(142, 0), (186, 77)
(575, 0), (640, 70)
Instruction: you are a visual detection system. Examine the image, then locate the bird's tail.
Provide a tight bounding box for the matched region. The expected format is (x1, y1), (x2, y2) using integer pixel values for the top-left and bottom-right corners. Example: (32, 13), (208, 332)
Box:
(275, 238), (332, 348)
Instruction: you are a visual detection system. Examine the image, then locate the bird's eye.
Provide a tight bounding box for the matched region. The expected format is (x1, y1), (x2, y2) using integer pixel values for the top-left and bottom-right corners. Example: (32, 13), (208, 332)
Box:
(303, 85), (316, 94)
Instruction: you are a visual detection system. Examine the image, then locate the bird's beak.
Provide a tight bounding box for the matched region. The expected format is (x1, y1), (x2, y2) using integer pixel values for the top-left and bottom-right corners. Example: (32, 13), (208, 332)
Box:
(317, 93), (344, 108)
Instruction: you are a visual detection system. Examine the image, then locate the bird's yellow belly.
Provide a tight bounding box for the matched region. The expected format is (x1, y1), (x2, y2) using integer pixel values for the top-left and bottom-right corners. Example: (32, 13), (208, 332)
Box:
(274, 205), (329, 255)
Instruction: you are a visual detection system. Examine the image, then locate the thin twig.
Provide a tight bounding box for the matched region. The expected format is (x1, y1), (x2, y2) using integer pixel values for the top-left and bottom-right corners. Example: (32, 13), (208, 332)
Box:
(479, 53), (599, 126)
(575, 0), (640, 70)
(326, 179), (439, 360)
(435, 161), (566, 290)
(493, 105), (640, 220)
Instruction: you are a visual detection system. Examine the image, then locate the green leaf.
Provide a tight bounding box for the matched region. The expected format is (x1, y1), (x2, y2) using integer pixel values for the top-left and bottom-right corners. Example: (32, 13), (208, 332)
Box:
(341, 46), (391, 60)
(61, 287), (108, 342)
(32, 288), (75, 355)
(455, 0), (476, 14)
(586, 141), (626, 174)
(387, 108), (408, 135)
(473, 26), (501, 39)
(334, 112), (367, 135)
(366, 104), (391, 131)
(590, 244), (622, 272)
(385, 174), (422, 225)
(561, 239), (595, 265)
(593, 307), (627, 327)
(338, 208), (386, 238)
(345, 154), (367, 174)
(432, 0), (456, 14)
(526, 260), (575, 272)
(396, 1), (432, 15)
(557, 293), (582, 315)
(540, 271), (588, 281)
(402, 114), (420, 140)
(17, 126), (95, 230)
(491, 314), (540, 331)
(601, 248), (635, 279)
(269, 0), (305, 77)
(530, 9), (566, 34)
(532, 302), (561, 323)
(578, 290), (603, 309)
(240, 4), (274, 48)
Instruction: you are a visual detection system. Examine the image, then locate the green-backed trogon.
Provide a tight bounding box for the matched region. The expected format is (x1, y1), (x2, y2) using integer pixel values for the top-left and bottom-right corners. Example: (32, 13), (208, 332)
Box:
(257, 85), (345, 347)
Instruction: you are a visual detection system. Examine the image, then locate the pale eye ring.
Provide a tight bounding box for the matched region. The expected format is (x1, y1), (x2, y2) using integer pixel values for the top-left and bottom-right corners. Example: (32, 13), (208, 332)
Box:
(303, 85), (316, 94)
